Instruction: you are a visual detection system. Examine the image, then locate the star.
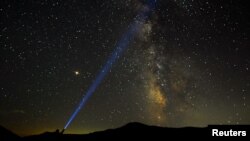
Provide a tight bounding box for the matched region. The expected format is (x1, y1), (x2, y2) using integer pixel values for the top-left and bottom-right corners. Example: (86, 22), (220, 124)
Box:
(74, 71), (80, 76)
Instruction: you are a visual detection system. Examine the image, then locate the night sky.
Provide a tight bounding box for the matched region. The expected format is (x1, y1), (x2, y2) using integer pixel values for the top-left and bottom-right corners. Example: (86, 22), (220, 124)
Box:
(0, 0), (250, 136)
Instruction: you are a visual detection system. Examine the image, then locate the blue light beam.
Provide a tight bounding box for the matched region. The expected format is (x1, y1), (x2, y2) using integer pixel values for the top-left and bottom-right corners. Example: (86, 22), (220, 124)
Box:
(64, 0), (156, 129)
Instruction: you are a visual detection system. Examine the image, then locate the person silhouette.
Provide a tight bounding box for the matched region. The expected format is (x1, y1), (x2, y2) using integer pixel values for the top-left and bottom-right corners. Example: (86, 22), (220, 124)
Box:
(60, 129), (65, 134)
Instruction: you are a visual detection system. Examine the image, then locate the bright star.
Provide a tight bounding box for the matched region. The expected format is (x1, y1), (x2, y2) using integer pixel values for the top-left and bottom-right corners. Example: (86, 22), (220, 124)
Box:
(74, 71), (80, 75)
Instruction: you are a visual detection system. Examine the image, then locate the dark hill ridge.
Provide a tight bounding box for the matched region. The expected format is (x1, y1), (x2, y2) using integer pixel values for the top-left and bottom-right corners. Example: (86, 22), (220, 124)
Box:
(1, 123), (249, 140)
(23, 123), (207, 140)
(0, 125), (20, 141)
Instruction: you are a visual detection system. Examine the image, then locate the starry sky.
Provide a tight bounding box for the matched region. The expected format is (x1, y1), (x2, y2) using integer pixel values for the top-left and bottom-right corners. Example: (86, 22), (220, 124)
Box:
(0, 0), (250, 136)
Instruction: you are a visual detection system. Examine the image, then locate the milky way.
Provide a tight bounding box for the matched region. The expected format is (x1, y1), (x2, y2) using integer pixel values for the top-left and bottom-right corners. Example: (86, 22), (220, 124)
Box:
(0, 0), (249, 135)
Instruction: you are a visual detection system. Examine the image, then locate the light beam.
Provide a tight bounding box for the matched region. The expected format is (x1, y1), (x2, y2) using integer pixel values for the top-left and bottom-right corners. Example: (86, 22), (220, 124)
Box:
(64, 0), (156, 130)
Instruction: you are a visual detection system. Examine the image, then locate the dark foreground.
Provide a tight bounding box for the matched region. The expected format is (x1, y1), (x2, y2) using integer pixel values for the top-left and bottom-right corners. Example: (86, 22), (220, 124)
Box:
(1, 122), (249, 140)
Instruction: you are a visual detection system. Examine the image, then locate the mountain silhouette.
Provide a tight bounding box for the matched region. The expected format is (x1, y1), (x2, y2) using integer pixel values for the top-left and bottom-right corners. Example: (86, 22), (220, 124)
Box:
(0, 122), (212, 140)
(1, 123), (250, 140)
(0, 125), (20, 141)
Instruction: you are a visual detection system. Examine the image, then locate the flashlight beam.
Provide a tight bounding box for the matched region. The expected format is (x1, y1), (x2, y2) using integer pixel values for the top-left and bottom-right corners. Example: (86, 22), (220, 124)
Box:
(64, 0), (156, 130)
